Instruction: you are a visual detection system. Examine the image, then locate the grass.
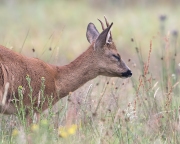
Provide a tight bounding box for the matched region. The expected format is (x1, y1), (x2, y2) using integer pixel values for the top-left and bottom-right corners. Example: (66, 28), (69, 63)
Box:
(0, 0), (180, 143)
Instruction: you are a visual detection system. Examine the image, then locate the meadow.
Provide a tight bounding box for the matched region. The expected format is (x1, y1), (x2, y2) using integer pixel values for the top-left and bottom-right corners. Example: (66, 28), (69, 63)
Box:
(0, 0), (180, 143)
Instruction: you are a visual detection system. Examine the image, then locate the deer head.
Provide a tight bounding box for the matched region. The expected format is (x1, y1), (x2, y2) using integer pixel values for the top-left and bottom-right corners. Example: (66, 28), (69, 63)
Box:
(86, 16), (132, 78)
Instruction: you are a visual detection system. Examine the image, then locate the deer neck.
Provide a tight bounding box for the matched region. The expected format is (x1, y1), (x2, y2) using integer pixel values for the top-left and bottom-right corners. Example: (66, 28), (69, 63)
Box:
(55, 45), (98, 98)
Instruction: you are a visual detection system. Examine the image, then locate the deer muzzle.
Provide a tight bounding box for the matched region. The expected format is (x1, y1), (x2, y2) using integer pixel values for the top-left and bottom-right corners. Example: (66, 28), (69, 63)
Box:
(121, 70), (132, 78)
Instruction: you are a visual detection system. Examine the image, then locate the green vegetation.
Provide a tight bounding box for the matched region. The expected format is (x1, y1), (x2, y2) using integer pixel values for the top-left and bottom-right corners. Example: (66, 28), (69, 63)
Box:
(0, 0), (180, 143)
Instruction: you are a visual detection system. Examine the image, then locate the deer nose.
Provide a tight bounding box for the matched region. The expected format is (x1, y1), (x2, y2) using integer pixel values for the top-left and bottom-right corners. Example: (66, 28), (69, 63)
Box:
(122, 70), (132, 77)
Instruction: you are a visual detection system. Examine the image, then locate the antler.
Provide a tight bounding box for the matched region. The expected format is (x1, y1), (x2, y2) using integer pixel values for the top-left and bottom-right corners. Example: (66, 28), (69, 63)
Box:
(104, 16), (110, 27)
(98, 19), (105, 30)
(98, 16), (113, 40)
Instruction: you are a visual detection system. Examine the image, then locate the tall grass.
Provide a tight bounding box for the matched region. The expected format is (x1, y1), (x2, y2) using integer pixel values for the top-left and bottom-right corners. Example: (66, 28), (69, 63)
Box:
(1, 41), (180, 143)
(0, 1), (180, 144)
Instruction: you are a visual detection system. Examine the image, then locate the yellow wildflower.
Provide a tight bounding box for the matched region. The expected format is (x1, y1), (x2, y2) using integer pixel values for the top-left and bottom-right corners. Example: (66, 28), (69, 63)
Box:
(59, 127), (68, 138)
(59, 131), (68, 138)
(12, 129), (19, 136)
(31, 124), (39, 132)
(58, 124), (78, 138)
(67, 124), (77, 135)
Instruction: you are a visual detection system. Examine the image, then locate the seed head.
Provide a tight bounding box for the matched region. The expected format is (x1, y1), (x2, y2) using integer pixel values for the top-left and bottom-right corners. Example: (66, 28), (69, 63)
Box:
(32, 48), (35, 52)
(172, 30), (178, 37)
(159, 14), (167, 22)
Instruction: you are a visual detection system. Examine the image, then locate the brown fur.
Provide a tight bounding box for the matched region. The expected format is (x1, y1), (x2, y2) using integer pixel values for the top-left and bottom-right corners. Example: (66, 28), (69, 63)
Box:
(0, 20), (132, 121)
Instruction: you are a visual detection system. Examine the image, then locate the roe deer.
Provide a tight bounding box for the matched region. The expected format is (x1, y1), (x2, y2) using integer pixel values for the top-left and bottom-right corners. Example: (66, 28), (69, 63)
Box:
(0, 16), (132, 122)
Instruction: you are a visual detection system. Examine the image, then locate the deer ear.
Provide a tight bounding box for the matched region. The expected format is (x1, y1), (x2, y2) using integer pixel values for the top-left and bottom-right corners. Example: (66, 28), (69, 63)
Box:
(86, 23), (99, 44)
(95, 23), (113, 49)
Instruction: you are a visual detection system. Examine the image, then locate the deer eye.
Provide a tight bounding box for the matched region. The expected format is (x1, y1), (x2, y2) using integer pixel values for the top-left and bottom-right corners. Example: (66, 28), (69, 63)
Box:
(112, 54), (121, 61)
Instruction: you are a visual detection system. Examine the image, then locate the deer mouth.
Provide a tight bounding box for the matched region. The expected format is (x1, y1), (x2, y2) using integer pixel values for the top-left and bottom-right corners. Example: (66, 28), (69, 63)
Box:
(121, 70), (132, 78)
(101, 70), (132, 78)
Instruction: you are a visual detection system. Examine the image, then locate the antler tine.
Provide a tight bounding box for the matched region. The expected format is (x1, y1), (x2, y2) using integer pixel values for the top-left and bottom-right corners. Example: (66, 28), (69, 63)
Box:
(98, 19), (105, 30)
(104, 15), (110, 27)
(104, 16), (113, 40)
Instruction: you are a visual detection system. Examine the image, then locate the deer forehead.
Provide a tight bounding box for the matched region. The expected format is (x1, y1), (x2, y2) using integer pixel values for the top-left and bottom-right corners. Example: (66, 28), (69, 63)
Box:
(105, 42), (117, 50)
(104, 43), (119, 54)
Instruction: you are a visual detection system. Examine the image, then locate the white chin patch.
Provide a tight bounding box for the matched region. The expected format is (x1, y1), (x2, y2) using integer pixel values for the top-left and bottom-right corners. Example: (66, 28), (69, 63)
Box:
(121, 77), (127, 79)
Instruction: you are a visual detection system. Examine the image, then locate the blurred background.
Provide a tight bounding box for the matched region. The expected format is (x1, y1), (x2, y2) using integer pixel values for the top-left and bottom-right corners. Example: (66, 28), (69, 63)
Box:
(0, 1), (180, 143)
(0, 0), (179, 65)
